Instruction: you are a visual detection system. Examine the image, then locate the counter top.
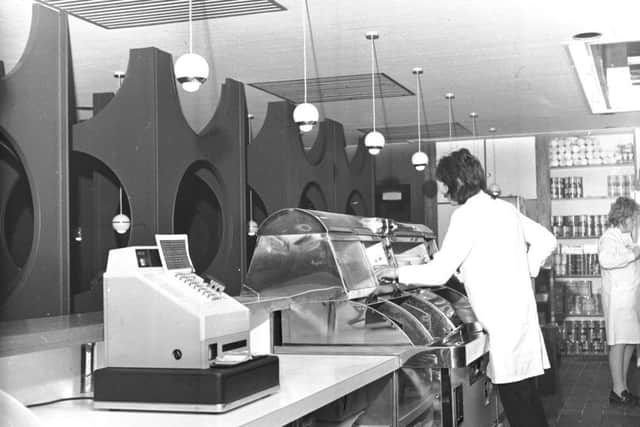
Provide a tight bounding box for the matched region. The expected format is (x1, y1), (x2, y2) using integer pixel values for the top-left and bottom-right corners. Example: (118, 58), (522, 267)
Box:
(31, 353), (399, 427)
(0, 312), (103, 357)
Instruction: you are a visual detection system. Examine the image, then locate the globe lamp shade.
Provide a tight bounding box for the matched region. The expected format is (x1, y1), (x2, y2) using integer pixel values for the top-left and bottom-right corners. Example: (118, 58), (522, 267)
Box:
(411, 151), (429, 171)
(488, 183), (502, 198)
(293, 102), (319, 133)
(365, 130), (385, 155)
(112, 213), (131, 234)
(248, 220), (259, 236)
(174, 53), (209, 92)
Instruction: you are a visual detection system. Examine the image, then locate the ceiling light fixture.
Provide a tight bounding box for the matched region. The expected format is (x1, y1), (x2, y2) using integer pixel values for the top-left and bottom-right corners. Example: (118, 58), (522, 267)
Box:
(469, 112), (478, 137)
(487, 127), (501, 198)
(292, 0), (319, 133)
(174, 0), (209, 92)
(112, 71), (131, 234)
(112, 187), (131, 234)
(572, 32), (602, 40)
(364, 31), (385, 156)
(410, 67), (428, 171)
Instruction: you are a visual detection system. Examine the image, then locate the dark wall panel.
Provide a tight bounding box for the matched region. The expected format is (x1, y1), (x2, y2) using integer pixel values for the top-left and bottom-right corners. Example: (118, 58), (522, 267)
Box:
(72, 47), (247, 299)
(0, 5), (70, 320)
(248, 102), (374, 218)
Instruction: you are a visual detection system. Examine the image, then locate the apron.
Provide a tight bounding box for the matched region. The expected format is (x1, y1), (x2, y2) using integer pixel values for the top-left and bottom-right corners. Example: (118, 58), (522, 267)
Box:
(599, 228), (640, 345)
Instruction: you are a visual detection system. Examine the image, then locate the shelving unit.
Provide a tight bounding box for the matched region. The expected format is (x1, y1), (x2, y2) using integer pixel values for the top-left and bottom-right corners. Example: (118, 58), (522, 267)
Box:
(545, 130), (637, 356)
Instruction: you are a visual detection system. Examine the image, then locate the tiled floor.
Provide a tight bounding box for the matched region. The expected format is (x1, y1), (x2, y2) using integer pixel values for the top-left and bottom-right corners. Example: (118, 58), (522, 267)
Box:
(542, 358), (640, 427)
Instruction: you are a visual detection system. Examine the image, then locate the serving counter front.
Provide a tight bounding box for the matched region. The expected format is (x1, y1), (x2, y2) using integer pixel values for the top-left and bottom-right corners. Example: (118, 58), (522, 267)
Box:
(239, 209), (501, 427)
(31, 353), (399, 427)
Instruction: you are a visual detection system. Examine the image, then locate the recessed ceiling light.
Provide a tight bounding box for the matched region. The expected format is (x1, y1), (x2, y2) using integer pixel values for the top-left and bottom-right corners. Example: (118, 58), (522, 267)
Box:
(572, 32), (602, 40)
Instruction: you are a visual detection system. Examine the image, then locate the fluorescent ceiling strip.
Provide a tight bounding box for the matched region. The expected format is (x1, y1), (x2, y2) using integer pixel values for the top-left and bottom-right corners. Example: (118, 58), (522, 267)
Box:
(567, 41), (608, 113)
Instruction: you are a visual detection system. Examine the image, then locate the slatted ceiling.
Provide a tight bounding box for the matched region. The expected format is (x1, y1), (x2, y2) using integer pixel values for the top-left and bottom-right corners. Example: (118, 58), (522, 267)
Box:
(35, 0), (286, 29)
(357, 123), (472, 142)
(249, 73), (414, 104)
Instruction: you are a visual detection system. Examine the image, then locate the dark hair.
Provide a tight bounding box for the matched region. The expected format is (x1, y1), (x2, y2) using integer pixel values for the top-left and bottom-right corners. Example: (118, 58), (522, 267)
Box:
(436, 148), (486, 204)
(608, 196), (639, 227)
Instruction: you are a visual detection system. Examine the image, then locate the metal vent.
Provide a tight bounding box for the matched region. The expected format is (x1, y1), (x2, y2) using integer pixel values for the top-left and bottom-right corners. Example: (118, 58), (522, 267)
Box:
(35, 0), (286, 29)
(249, 73), (414, 103)
(357, 123), (472, 142)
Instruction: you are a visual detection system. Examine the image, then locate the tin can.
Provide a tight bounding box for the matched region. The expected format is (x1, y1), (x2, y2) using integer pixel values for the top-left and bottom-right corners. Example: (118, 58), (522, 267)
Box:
(550, 178), (559, 199)
(585, 215), (594, 237)
(568, 177), (576, 199)
(623, 175), (631, 196)
(576, 176), (583, 198)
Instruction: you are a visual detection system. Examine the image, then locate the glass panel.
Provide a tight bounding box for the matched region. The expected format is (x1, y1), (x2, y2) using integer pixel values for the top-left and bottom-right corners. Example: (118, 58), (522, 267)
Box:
(398, 367), (441, 427)
(332, 240), (379, 293)
(431, 287), (478, 324)
(281, 300), (415, 346)
(392, 241), (430, 267)
(259, 209), (326, 235)
(244, 234), (343, 297)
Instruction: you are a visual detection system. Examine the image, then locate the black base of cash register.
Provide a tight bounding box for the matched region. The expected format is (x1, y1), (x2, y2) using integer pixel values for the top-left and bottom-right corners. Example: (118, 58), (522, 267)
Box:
(93, 355), (279, 413)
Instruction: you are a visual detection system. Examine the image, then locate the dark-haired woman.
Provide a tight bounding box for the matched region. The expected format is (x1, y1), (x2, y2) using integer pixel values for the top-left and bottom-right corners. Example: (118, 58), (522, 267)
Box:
(598, 196), (640, 405)
(377, 148), (556, 427)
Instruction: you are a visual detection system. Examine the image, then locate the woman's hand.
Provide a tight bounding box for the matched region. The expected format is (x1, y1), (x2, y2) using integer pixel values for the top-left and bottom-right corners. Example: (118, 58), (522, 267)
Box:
(373, 265), (398, 283)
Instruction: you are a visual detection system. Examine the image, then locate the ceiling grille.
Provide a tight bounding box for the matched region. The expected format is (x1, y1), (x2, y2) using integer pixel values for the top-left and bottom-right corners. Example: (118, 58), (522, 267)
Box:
(357, 123), (472, 142)
(35, 0), (286, 29)
(249, 73), (414, 103)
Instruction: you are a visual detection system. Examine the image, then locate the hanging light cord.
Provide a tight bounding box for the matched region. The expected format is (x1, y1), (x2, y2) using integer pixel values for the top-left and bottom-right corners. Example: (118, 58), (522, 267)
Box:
(493, 140), (497, 183)
(448, 98), (453, 139)
(188, 0), (193, 54)
(118, 187), (123, 215)
(302, 0), (308, 104)
(416, 73), (421, 152)
(249, 190), (254, 221)
(370, 38), (376, 132)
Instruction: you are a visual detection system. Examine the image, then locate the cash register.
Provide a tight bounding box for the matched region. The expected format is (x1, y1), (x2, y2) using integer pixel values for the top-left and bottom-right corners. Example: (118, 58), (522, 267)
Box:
(93, 234), (279, 412)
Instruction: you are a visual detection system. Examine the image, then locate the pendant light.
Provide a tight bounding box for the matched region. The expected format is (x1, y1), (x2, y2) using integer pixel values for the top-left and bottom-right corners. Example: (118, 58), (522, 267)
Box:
(174, 0), (209, 92)
(469, 112), (478, 137)
(364, 31), (385, 156)
(112, 187), (131, 234)
(247, 113), (258, 236)
(410, 67), (428, 171)
(292, 0), (318, 133)
(111, 71), (131, 234)
(487, 127), (502, 198)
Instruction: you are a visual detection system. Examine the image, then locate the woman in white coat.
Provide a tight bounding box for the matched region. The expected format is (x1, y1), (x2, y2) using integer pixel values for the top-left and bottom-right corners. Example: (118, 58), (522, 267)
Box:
(377, 149), (556, 427)
(598, 196), (640, 405)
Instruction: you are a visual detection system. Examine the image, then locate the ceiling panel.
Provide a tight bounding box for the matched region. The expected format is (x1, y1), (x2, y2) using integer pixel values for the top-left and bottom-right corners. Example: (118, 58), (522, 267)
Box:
(2, 0), (640, 139)
(249, 73), (414, 103)
(35, 0), (286, 29)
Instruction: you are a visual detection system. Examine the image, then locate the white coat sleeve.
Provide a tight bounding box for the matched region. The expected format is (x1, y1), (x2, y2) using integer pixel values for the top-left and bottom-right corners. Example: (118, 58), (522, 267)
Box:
(520, 213), (557, 277)
(397, 208), (473, 286)
(598, 233), (636, 269)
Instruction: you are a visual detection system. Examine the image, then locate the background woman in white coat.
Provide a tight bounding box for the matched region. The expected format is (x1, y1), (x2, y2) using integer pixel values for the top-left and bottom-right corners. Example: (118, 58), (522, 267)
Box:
(598, 196), (640, 405)
(377, 149), (556, 427)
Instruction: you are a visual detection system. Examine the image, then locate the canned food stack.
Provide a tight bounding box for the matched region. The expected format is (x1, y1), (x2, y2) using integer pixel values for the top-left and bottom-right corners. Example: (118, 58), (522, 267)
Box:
(548, 136), (632, 167)
(560, 319), (607, 355)
(551, 215), (607, 238)
(550, 177), (583, 199)
(607, 174), (634, 198)
(563, 280), (602, 316)
(552, 244), (600, 276)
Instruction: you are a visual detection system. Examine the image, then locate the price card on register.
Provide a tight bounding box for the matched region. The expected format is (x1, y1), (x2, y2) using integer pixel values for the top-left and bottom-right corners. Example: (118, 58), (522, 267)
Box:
(366, 242), (388, 266)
